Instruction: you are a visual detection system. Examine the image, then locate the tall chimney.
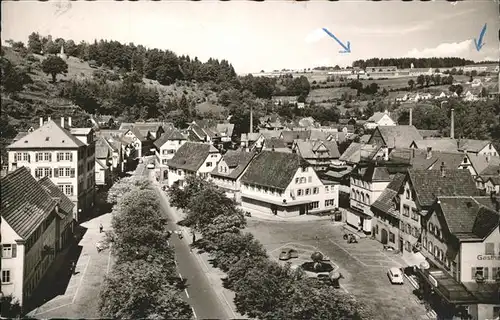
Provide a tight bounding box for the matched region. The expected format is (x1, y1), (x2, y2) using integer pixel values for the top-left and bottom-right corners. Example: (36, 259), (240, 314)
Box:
(68, 117), (72, 127)
(249, 105), (253, 134)
(39, 117), (43, 127)
(61, 117), (65, 128)
(450, 108), (455, 139)
(409, 108), (413, 126)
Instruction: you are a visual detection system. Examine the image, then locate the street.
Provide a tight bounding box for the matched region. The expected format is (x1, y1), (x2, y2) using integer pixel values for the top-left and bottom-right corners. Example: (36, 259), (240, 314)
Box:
(139, 159), (231, 319)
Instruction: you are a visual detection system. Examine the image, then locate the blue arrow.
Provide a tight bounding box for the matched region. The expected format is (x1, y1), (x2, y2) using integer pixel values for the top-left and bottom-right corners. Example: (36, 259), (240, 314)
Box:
(474, 23), (487, 52)
(322, 28), (351, 54)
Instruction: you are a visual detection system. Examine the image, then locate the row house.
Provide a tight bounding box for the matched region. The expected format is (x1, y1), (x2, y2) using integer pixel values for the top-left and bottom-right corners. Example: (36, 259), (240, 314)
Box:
(209, 150), (256, 203)
(1, 167), (75, 307)
(415, 195), (500, 320)
(96, 130), (136, 169)
(240, 150), (339, 217)
(119, 122), (166, 140)
(291, 140), (340, 171)
(167, 142), (221, 188)
(153, 127), (187, 182)
(186, 121), (234, 148)
(7, 118), (95, 221)
(121, 126), (151, 158)
(346, 161), (393, 234)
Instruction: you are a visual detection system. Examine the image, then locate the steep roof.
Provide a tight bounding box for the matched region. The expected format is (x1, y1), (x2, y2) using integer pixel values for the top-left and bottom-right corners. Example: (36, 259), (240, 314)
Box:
(411, 139), (458, 152)
(339, 143), (379, 164)
(8, 120), (85, 149)
(436, 196), (500, 240)
(373, 125), (423, 149)
(241, 150), (308, 190)
(294, 140), (340, 159)
(407, 169), (479, 207)
(167, 142), (215, 171)
(367, 111), (393, 123)
(263, 137), (288, 149)
(39, 176), (74, 216)
(467, 154), (500, 175)
(259, 130), (282, 139)
(371, 173), (406, 216)
(95, 137), (111, 159)
(353, 164), (392, 182)
(1, 167), (58, 239)
(393, 149), (465, 171)
(211, 150), (256, 179)
(458, 139), (491, 153)
(216, 123), (235, 137)
(281, 130), (311, 144)
(12, 132), (28, 142)
(481, 164), (500, 176)
(153, 127), (187, 149)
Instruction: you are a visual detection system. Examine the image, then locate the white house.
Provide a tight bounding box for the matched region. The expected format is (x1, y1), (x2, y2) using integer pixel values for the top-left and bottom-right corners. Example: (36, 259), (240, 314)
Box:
(239, 150), (339, 217)
(166, 142), (221, 188)
(153, 128), (187, 182)
(1, 167), (74, 307)
(209, 150), (256, 203)
(364, 110), (396, 130)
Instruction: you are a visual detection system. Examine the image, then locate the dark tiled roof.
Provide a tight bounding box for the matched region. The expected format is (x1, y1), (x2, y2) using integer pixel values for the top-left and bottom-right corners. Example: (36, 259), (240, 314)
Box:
(437, 196), (500, 240)
(408, 169), (479, 207)
(467, 154), (500, 175)
(417, 130), (442, 138)
(339, 142), (363, 162)
(167, 142), (216, 171)
(458, 139), (491, 153)
(153, 128), (186, 149)
(263, 137), (288, 149)
(241, 150), (308, 190)
(411, 139), (458, 152)
(353, 164), (392, 182)
(211, 150), (256, 179)
(39, 177), (74, 216)
(481, 164), (500, 176)
(372, 125), (423, 149)
(1, 167), (57, 239)
(12, 132), (28, 142)
(294, 140), (340, 160)
(95, 137), (110, 159)
(371, 173), (406, 216)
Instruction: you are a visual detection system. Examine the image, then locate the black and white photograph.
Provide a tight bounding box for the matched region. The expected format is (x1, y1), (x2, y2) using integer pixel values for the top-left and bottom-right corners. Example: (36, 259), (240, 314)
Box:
(1, 1), (499, 319)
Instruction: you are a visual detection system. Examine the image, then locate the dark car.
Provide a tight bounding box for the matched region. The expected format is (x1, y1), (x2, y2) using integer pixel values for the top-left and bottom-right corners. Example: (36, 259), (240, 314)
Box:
(279, 248), (299, 261)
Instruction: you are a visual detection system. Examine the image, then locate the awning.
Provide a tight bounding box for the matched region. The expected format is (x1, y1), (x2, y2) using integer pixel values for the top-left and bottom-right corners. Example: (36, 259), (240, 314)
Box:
(345, 207), (372, 219)
(416, 267), (478, 304)
(403, 252), (426, 267)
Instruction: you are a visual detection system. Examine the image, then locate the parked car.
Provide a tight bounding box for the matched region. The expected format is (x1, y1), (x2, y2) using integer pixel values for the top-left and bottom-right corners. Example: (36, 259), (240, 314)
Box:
(279, 248), (298, 261)
(387, 267), (404, 284)
(147, 162), (155, 169)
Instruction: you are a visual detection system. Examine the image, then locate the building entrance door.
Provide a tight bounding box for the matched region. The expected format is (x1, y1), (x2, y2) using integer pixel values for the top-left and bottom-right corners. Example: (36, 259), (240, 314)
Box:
(381, 229), (388, 244)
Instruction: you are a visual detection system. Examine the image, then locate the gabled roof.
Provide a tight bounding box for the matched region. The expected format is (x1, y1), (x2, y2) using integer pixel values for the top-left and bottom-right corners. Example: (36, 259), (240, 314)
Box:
(281, 130), (311, 144)
(294, 140), (340, 159)
(70, 128), (93, 135)
(458, 139), (491, 153)
(240, 132), (260, 142)
(436, 196), (500, 240)
(39, 176), (74, 216)
(367, 111), (393, 123)
(353, 164), (392, 182)
(216, 123), (235, 137)
(485, 176), (500, 185)
(241, 150), (308, 190)
(371, 125), (422, 149)
(167, 142), (215, 171)
(411, 139), (458, 152)
(153, 128), (187, 149)
(371, 173), (406, 216)
(309, 130), (331, 141)
(8, 120), (85, 149)
(1, 167), (58, 239)
(407, 169), (479, 208)
(211, 150), (256, 179)
(263, 137), (288, 149)
(95, 158), (109, 169)
(12, 132), (28, 142)
(259, 130), (282, 139)
(393, 149), (465, 171)
(480, 164), (500, 176)
(124, 127), (146, 141)
(95, 137), (111, 159)
(467, 153), (500, 175)
(339, 143), (379, 164)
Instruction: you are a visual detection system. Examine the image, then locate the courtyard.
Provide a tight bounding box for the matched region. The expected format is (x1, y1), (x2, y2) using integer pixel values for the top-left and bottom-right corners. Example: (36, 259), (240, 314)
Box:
(245, 218), (435, 320)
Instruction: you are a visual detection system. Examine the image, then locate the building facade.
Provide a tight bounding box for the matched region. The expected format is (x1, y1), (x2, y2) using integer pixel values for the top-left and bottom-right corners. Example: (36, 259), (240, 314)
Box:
(154, 128), (187, 182)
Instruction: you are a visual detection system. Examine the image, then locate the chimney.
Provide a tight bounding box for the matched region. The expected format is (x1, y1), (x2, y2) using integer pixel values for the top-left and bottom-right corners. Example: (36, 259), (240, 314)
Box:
(249, 105), (253, 134)
(440, 161), (446, 178)
(39, 117), (43, 127)
(68, 117), (72, 127)
(426, 147), (433, 159)
(450, 108), (455, 139)
(409, 108), (413, 126)
(61, 117), (65, 128)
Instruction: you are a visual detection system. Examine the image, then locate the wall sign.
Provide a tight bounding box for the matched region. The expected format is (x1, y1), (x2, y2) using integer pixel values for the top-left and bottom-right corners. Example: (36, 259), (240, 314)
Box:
(477, 255), (500, 260)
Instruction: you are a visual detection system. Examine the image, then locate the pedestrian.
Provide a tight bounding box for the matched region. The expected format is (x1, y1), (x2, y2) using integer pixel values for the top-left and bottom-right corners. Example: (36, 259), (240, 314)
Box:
(71, 261), (77, 275)
(99, 223), (103, 233)
(96, 242), (101, 253)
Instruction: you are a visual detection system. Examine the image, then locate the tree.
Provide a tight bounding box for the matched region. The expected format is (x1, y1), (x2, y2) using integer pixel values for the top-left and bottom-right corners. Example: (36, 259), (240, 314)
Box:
(106, 176), (151, 205)
(41, 55), (68, 82)
(0, 295), (22, 318)
(210, 232), (267, 272)
(1, 58), (32, 94)
(408, 79), (415, 91)
(455, 84), (464, 97)
(28, 32), (43, 53)
(424, 75), (431, 87)
(416, 75), (425, 88)
(433, 74), (441, 85)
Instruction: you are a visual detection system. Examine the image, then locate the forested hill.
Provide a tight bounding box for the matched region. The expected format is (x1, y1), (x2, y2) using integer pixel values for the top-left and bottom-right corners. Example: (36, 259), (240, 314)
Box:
(351, 57), (476, 69)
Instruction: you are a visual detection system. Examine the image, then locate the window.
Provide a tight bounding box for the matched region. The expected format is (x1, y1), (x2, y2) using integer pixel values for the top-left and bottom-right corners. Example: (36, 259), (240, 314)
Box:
(365, 194), (370, 205)
(308, 176), (312, 183)
(325, 186), (329, 193)
(58, 185), (64, 193)
(473, 267), (488, 279)
(308, 201), (319, 210)
(325, 199), (335, 207)
(301, 167), (307, 173)
(65, 167), (72, 177)
(305, 188), (311, 195)
(2, 244), (15, 258)
(15, 152), (22, 162)
(65, 152), (72, 161)
(313, 187), (319, 194)
(405, 241), (411, 252)
(411, 208), (419, 221)
(1, 270), (11, 284)
(65, 185), (74, 196)
(211, 154), (218, 158)
(485, 243), (495, 255)
(22, 153), (30, 162)
(403, 205), (410, 217)
(428, 241), (433, 253)
(351, 188), (355, 199)
(429, 223), (435, 233)
(405, 189), (411, 199)
(36, 153), (44, 162)
(297, 189), (303, 196)
(400, 221), (405, 233)
(435, 228), (441, 239)
(44, 168), (52, 178)
(389, 232), (395, 243)
(423, 237), (428, 249)
(206, 162), (212, 167)
(361, 193), (365, 203)
(44, 152), (52, 161)
(300, 177), (306, 183)
(406, 223), (411, 234)
(295, 178), (299, 184)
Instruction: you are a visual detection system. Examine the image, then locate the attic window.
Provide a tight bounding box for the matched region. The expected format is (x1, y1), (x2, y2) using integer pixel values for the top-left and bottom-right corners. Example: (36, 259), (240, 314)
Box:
(24, 140), (28, 143)
(45, 137), (50, 141)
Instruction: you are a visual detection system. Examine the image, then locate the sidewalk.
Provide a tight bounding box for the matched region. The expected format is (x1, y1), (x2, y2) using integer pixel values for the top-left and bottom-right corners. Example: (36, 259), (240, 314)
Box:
(154, 182), (246, 319)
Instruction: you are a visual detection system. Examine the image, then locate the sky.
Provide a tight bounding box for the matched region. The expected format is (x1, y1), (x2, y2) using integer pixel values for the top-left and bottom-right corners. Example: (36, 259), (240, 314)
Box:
(2, 1), (499, 74)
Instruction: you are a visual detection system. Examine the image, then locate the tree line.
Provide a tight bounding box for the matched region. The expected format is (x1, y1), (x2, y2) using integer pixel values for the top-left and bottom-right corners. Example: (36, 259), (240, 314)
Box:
(99, 177), (193, 319)
(352, 57), (475, 69)
(168, 176), (375, 319)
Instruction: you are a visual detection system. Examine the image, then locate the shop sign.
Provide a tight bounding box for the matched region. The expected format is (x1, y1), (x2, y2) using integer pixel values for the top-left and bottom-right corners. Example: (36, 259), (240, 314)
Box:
(477, 255), (500, 260)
